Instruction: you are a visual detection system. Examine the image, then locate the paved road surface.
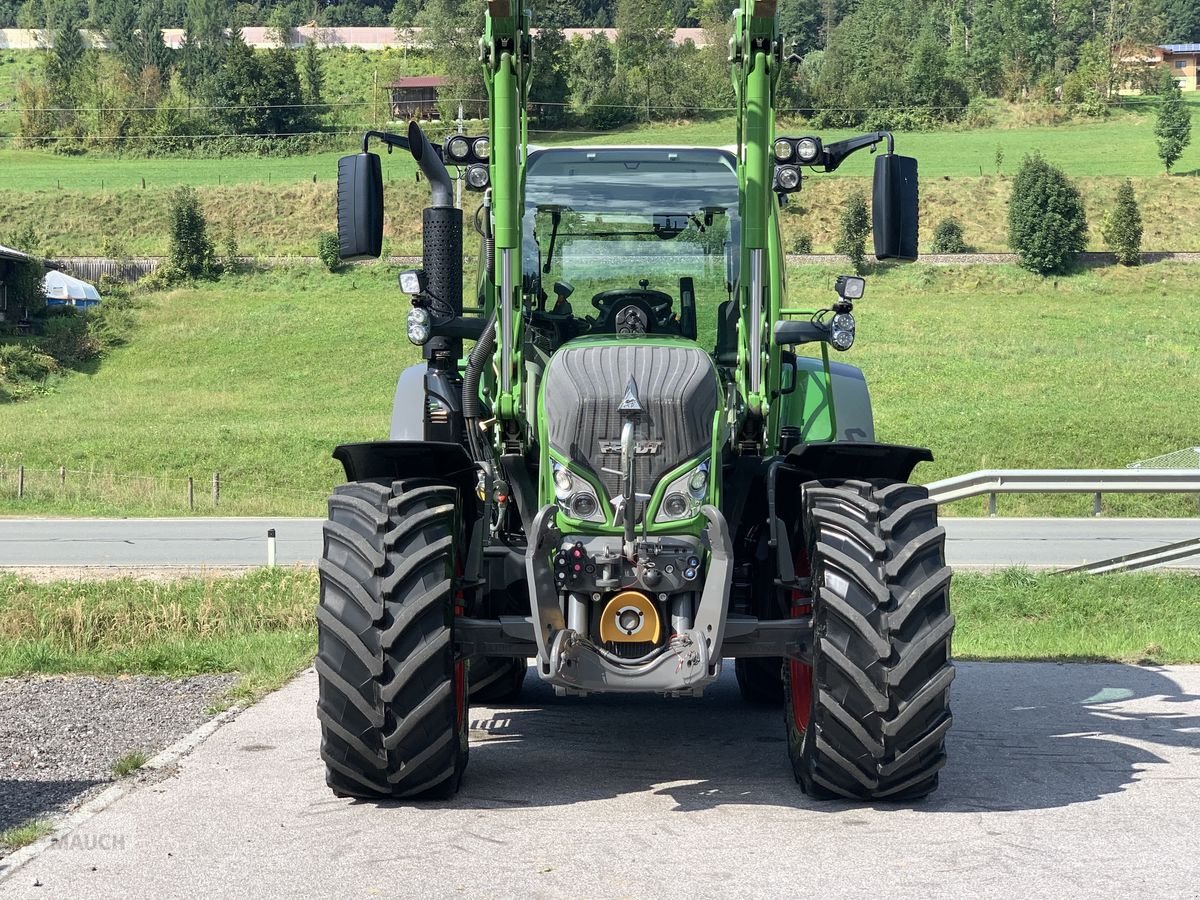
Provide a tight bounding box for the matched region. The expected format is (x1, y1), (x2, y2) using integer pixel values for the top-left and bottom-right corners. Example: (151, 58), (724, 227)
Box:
(2, 662), (1198, 899)
(0, 517), (1198, 569)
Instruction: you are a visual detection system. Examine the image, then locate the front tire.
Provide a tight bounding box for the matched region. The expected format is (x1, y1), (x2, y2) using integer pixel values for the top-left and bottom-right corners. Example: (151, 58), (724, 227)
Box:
(786, 479), (954, 801)
(316, 479), (469, 799)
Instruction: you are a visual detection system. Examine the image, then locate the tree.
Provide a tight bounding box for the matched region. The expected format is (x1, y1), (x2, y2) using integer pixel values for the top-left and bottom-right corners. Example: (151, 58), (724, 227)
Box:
(302, 39), (325, 104)
(834, 191), (871, 274)
(615, 0), (673, 71)
(166, 186), (216, 281)
(1102, 179), (1143, 266)
(1007, 154), (1088, 275)
(1154, 82), (1193, 173)
(530, 26), (571, 127)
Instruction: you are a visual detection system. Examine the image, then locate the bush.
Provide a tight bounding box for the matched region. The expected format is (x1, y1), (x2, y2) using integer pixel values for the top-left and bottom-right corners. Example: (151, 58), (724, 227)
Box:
(40, 314), (100, 367)
(834, 191), (871, 274)
(1007, 154), (1088, 275)
(164, 186), (217, 282)
(0, 343), (58, 402)
(790, 232), (813, 254)
(1102, 180), (1143, 267)
(930, 218), (968, 254)
(317, 232), (341, 273)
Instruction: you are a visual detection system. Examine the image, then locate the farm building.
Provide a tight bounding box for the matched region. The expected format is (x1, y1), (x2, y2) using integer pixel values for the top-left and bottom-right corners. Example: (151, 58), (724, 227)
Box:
(386, 76), (450, 120)
(1159, 44), (1200, 90)
(0, 243), (37, 325)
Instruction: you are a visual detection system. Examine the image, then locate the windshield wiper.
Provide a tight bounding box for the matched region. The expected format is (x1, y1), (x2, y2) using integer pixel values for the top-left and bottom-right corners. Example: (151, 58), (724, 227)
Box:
(542, 208), (562, 274)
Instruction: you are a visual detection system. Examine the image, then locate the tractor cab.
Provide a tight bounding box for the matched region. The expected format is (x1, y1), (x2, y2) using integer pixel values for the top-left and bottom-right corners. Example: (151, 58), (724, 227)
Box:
(519, 147), (740, 361)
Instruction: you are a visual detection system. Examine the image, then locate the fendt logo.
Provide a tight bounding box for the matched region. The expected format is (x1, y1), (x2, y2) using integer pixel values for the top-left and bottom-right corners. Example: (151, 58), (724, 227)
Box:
(599, 440), (663, 455)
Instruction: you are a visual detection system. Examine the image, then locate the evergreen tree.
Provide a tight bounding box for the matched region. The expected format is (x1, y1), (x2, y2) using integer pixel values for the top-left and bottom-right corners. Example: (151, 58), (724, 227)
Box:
(302, 38), (325, 107)
(1102, 179), (1143, 266)
(1154, 82), (1193, 173)
(1007, 154), (1088, 275)
(834, 191), (871, 274)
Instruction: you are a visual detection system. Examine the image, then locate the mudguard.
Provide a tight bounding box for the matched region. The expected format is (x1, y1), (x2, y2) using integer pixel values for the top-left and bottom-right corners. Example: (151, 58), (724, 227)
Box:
(784, 441), (933, 484)
(333, 441), (478, 511)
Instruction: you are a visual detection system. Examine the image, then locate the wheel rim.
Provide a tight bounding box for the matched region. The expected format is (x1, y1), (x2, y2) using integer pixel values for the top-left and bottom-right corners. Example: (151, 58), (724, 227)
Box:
(789, 547), (814, 734)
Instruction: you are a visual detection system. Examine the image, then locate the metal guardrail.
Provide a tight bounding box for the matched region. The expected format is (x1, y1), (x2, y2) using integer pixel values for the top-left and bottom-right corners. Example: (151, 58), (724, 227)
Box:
(1057, 536), (1200, 575)
(925, 469), (1200, 516)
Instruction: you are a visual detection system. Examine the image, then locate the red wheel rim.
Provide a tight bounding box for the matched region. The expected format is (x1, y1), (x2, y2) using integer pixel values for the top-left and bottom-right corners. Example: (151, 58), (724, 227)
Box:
(789, 547), (814, 734)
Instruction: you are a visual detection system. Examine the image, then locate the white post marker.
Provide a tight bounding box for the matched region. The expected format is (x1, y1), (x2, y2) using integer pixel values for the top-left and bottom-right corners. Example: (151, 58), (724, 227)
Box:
(267, 528), (277, 568)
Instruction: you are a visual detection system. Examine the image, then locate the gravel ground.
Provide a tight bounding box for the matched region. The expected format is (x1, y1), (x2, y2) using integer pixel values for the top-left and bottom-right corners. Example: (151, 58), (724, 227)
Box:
(0, 674), (237, 850)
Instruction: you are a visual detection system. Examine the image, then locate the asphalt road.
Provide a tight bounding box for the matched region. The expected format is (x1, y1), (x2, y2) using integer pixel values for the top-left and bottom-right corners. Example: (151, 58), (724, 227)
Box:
(2, 662), (1198, 899)
(0, 517), (1198, 569)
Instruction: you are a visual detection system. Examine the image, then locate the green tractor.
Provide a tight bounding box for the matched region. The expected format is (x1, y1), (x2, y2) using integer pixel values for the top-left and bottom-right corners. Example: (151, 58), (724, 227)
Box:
(317, 0), (953, 802)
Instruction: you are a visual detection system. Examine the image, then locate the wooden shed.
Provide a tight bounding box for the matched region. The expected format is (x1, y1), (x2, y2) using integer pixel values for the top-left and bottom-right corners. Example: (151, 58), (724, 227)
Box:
(386, 76), (450, 121)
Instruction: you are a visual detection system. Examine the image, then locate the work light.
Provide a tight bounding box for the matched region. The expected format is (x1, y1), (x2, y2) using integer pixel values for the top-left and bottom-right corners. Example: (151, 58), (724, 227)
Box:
(406, 306), (431, 345)
(399, 269), (427, 295)
(466, 164), (490, 190)
(830, 312), (855, 351)
(773, 139), (793, 161)
(447, 136), (470, 161)
(473, 137), (490, 160)
(796, 137), (821, 162)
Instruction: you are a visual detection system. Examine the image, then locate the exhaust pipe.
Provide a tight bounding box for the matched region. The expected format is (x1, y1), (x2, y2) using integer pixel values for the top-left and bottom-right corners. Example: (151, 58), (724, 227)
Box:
(408, 120), (453, 209)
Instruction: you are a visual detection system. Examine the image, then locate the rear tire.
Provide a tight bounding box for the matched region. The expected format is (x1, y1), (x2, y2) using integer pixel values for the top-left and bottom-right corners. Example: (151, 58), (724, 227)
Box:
(316, 479), (469, 800)
(734, 657), (784, 706)
(468, 656), (527, 704)
(786, 479), (954, 801)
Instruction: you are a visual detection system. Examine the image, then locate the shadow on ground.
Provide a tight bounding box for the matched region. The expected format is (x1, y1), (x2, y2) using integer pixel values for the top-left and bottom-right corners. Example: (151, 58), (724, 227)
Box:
(0, 778), (106, 832)
(363, 661), (1200, 815)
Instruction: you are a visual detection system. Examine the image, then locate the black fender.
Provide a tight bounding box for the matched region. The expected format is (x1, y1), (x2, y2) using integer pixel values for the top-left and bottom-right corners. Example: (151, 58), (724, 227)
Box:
(333, 441), (479, 518)
(784, 441), (932, 484)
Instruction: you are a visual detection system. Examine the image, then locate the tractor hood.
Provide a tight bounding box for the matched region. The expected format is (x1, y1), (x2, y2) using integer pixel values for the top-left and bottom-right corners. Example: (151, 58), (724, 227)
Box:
(540, 337), (720, 523)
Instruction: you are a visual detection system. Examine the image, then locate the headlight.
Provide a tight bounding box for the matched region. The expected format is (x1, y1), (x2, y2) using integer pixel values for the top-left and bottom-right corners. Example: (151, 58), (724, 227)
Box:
(830, 312), (855, 351)
(552, 462), (605, 522)
(655, 460), (709, 523)
(796, 137), (820, 163)
(472, 137), (490, 160)
(407, 306), (431, 345)
(773, 138), (793, 161)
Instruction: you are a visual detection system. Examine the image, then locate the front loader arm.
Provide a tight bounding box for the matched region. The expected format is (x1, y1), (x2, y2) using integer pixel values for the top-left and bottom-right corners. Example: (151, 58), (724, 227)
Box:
(481, 0), (532, 436)
(731, 1), (784, 440)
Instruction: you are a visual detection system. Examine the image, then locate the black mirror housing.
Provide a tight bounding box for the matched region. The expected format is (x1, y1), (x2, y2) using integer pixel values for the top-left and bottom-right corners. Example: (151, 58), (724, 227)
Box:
(337, 152), (384, 261)
(872, 153), (919, 261)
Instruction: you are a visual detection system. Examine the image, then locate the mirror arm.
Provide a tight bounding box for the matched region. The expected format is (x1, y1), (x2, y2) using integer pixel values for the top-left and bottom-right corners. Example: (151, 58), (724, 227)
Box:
(822, 131), (893, 173)
(361, 130), (412, 155)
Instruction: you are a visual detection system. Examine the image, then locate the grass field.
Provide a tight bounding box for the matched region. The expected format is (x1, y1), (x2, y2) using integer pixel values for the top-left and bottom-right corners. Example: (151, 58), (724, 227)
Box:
(0, 262), (1196, 518)
(1, 571), (1197, 706)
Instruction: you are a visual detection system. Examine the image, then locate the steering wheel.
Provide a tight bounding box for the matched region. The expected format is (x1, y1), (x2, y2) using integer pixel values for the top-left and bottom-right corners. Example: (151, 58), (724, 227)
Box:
(591, 288), (677, 335)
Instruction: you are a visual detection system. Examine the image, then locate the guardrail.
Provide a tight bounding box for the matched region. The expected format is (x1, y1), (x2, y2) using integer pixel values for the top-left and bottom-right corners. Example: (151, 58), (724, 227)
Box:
(924, 469), (1200, 516)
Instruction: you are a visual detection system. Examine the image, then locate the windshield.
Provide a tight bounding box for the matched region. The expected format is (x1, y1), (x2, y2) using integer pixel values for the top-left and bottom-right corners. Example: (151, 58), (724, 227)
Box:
(523, 148), (740, 311)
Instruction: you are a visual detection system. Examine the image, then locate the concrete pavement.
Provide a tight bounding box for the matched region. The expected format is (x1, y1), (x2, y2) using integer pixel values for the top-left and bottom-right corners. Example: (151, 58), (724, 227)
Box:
(3, 662), (1199, 899)
(1, 516), (1198, 569)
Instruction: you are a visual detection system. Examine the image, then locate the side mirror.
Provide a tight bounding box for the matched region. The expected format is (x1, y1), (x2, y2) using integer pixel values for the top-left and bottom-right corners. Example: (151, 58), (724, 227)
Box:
(337, 151), (384, 261)
(872, 153), (918, 261)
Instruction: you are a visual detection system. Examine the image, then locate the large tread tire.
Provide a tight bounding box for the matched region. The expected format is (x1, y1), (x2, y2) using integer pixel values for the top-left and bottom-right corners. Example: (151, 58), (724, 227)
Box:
(468, 656), (527, 704)
(316, 478), (469, 800)
(786, 478), (954, 801)
(734, 657), (785, 706)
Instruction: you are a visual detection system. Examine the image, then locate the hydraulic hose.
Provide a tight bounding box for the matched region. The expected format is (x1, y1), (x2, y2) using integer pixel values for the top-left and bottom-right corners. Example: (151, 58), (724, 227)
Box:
(463, 314), (495, 420)
(407, 120), (453, 209)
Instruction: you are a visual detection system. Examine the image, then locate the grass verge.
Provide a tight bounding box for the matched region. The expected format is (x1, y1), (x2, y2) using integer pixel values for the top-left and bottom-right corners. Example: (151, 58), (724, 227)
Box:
(0, 570), (1196, 696)
(953, 569), (1200, 663)
(0, 568), (317, 704)
(0, 820), (53, 852)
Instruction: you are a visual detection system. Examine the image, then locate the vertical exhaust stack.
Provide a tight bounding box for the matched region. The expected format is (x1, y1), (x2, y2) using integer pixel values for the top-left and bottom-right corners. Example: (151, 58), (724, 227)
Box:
(408, 121), (465, 444)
